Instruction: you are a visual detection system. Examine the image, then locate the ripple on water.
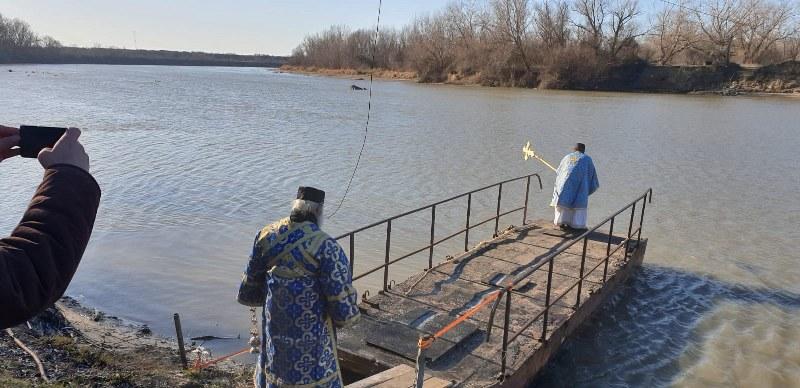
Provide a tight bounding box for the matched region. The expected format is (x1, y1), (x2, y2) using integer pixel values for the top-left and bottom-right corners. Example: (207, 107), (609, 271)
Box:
(1, 65), (798, 386)
(531, 265), (800, 387)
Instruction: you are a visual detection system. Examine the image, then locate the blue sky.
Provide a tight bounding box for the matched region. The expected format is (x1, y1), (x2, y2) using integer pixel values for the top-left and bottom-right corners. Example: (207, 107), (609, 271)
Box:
(1, 0), (448, 56)
(3, 1), (663, 56)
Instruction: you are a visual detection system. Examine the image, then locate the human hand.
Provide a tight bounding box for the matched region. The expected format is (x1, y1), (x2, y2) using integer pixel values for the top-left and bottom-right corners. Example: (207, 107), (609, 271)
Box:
(0, 125), (20, 163)
(37, 127), (90, 172)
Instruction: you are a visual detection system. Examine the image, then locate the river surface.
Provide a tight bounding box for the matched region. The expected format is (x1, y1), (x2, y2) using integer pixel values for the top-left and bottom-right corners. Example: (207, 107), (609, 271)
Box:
(1, 65), (798, 387)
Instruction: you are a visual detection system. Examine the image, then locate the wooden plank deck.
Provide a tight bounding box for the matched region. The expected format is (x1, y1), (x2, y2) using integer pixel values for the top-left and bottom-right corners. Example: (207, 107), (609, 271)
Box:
(338, 220), (647, 387)
(346, 365), (454, 388)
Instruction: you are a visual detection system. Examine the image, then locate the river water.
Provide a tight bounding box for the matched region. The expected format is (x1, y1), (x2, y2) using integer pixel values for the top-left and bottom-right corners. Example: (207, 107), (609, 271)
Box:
(1, 65), (798, 387)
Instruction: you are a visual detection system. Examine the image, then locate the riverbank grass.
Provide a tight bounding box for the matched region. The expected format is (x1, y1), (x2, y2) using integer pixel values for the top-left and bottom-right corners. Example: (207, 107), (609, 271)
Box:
(0, 297), (252, 387)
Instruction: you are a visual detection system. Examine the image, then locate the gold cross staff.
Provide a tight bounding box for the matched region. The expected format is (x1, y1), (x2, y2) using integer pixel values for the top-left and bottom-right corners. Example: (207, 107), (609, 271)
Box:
(522, 141), (557, 172)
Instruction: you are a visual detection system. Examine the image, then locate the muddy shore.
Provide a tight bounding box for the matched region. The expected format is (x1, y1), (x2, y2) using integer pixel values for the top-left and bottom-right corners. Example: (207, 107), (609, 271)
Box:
(280, 62), (800, 97)
(278, 65), (416, 81)
(0, 297), (251, 387)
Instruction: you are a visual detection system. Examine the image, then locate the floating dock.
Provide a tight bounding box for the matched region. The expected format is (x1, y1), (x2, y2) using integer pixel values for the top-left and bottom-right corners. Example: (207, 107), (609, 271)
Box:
(334, 174), (652, 387)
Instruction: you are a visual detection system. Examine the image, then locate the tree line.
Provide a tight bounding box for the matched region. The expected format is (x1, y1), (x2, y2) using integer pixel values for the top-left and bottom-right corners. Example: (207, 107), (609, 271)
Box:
(290, 0), (800, 87)
(0, 12), (61, 52)
(0, 13), (286, 67)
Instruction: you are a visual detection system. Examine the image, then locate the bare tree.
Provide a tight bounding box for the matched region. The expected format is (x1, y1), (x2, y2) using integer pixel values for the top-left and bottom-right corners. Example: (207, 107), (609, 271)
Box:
(0, 15), (9, 51)
(287, 0), (800, 88)
(784, 34), (800, 60)
(695, 0), (755, 64)
(444, 0), (486, 46)
(651, 0), (700, 64)
(293, 26), (353, 68)
(40, 35), (62, 48)
(738, 0), (798, 63)
(492, 0), (535, 71)
(0, 14), (33, 50)
(534, 0), (571, 49)
(606, 0), (642, 60)
(573, 0), (607, 52)
(573, 0), (642, 60)
(375, 29), (406, 69)
(8, 18), (38, 48)
(406, 15), (455, 81)
(443, 0), (492, 72)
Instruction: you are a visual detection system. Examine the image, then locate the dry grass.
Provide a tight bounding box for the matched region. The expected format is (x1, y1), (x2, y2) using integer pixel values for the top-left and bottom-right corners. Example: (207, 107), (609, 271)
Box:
(0, 300), (252, 387)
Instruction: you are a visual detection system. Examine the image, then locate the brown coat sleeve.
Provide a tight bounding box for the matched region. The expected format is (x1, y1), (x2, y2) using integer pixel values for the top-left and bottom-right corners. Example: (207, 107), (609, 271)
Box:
(0, 164), (101, 329)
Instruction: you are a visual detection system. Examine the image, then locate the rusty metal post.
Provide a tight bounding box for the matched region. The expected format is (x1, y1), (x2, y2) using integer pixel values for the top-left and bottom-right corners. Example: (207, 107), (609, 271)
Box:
(522, 176), (531, 225)
(465, 193), (472, 251)
(626, 203), (636, 259)
(541, 257), (554, 342)
(415, 339), (427, 388)
(603, 217), (615, 283)
(575, 236), (588, 307)
(638, 197), (647, 243)
(494, 183), (503, 237)
(173, 313), (188, 369)
(500, 291), (511, 380)
(384, 220), (392, 291)
(429, 205), (436, 269)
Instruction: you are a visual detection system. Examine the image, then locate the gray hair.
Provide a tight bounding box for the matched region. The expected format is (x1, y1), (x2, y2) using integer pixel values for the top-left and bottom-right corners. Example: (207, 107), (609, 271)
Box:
(291, 199), (324, 226)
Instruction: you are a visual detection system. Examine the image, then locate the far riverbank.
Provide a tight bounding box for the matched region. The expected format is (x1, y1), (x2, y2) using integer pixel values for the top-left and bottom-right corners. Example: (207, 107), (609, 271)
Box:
(1, 47), (287, 68)
(281, 61), (800, 96)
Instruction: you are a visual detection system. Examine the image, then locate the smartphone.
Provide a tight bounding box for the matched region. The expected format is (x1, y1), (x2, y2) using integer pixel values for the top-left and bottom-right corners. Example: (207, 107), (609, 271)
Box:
(19, 125), (67, 158)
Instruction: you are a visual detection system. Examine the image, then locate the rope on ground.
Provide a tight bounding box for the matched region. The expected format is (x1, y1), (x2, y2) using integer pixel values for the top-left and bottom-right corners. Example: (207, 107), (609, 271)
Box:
(192, 347), (250, 370)
(5, 328), (50, 383)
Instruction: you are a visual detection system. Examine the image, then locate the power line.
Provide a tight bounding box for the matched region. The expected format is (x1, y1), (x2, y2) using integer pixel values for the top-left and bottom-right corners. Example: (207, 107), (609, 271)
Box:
(328, 0), (382, 219)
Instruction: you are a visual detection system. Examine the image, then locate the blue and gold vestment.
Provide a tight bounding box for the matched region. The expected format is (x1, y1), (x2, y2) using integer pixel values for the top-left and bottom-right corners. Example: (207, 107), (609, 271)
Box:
(238, 218), (360, 388)
(551, 151), (599, 209)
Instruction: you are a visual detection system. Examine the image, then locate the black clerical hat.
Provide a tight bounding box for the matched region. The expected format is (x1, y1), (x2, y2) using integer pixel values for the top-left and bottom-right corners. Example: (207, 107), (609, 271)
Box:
(297, 186), (325, 204)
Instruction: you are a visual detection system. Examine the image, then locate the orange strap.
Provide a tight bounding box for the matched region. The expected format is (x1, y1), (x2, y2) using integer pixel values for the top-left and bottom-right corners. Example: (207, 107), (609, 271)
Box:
(199, 289), (510, 366)
(419, 289), (504, 350)
(193, 347), (251, 370)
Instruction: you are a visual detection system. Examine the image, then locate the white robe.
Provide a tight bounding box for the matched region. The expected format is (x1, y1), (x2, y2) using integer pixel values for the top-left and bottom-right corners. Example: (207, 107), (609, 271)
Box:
(554, 206), (588, 229)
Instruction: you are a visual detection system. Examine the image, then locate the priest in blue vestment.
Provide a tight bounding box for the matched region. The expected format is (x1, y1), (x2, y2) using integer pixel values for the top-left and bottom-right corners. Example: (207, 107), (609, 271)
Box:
(238, 186), (360, 388)
(551, 143), (599, 230)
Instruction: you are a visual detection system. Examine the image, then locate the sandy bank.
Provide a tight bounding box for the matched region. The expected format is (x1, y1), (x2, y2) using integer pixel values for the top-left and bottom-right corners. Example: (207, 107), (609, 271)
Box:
(279, 65), (417, 81)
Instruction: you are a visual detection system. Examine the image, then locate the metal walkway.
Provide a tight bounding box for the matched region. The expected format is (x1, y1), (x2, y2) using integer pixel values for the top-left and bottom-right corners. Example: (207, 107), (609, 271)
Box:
(334, 174), (652, 387)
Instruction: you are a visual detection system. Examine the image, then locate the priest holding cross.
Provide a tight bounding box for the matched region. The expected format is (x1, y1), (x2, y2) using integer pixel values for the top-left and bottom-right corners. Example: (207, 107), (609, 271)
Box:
(524, 141), (599, 230)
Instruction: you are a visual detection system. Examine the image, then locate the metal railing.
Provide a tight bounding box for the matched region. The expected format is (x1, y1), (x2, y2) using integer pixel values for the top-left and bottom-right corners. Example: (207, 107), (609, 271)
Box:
(487, 188), (653, 379)
(334, 173), (544, 291)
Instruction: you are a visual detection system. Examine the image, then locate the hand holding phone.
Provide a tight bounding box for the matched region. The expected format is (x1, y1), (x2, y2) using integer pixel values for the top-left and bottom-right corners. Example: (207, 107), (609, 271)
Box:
(20, 125), (67, 158)
(1, 125), (89, 172)
(37, 127), (90, 172)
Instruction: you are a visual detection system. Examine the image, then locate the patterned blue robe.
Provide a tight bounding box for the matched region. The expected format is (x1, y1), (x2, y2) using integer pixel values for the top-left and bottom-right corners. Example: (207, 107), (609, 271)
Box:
(238, 218), (360, 388)
(551, 151), (599, 209)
